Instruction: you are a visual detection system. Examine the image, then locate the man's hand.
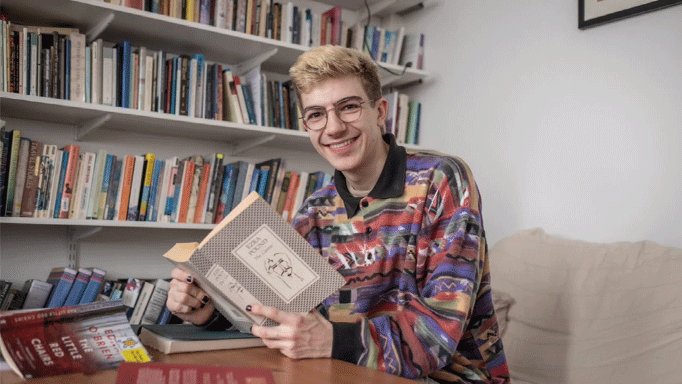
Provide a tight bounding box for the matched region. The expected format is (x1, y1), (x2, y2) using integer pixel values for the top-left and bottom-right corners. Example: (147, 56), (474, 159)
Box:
(248, 304), (333, 359)
(166, 267), (215, 326)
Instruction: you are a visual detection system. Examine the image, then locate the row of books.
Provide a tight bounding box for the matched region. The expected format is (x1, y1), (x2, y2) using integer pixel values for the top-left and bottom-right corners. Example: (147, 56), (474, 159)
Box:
(0, 128), (331, 221)
(385, 90), (422, 145)
(0, 16), (305, 131)
(0, 267), (104, 310)
(119, 0), (425, 67)
(0, 268), (178, 327)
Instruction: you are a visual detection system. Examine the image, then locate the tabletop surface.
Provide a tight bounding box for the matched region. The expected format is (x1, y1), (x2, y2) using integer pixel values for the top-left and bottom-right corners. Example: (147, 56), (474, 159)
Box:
(0, 346), (417, 384)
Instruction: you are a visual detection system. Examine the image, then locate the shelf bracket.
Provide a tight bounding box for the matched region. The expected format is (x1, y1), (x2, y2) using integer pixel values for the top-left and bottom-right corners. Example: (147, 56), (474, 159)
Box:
(85, 12), (115, 44)
(74, 114), (111, 141)
(228, 135), (276, 156)
(234, 48), (278, 75)
(66, 226), (103, 269)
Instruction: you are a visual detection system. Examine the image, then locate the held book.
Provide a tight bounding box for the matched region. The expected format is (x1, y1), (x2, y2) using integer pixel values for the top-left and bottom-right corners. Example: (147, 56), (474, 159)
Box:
(0, 300), (151, 379)
(163, 191), (345, 334)
(138, 324), (264, 354)
(115, 362), (275, 384)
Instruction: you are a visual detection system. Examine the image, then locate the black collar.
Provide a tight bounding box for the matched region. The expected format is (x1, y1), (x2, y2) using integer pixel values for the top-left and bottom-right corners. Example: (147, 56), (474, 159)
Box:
(334, 133), (406, 217)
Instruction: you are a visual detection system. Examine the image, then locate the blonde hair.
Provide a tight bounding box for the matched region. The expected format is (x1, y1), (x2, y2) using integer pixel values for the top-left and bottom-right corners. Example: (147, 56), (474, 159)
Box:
(289, 45), (382, 105)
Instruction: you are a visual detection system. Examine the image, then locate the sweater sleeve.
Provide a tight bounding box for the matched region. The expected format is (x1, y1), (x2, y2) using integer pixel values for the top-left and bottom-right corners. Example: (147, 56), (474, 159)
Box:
(345, 160), (489, 379)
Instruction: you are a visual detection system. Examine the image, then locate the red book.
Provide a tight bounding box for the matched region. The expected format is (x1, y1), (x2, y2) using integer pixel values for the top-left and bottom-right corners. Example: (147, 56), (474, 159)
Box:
(125, 0), (144, 10)
(58, 144), (80, 218)
(282, 171), (300, 223)
(322, 6), (342, 45)
(116, 362), (274, 384)
(0, 301), (150, 379)
(193, 160), (211, 223)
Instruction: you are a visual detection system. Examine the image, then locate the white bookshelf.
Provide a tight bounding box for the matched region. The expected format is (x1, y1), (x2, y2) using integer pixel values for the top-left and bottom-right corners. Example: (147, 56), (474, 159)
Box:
(0, 0), (431, 285)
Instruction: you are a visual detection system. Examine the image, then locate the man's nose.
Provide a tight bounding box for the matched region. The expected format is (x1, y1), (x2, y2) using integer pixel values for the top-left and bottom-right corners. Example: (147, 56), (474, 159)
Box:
(324, 109), (346, 134)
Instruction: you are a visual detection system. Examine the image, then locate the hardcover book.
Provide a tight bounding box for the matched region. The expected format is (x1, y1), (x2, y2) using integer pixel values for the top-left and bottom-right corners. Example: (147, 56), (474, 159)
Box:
(163, 191), (345, 333)
(0, 301), (151, 379)
(138, 324), (264, 354)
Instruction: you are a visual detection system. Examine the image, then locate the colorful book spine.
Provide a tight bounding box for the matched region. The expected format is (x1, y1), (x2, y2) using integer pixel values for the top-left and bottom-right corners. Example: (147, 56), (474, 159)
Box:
(63, 268), (92, 306)
(147, 159), (164, 222)
(214, 163), (236, 222)
(97, 153), (114, 220)
(4, 130), (21, 216)
(193, 160), (211, 223)
(106, 158), (123, 220)
(58, 144), (80, 218)
(45, 267), (77, 308)
(126, 155), (145, 221)
(117, 155), (136, 221)
(138, 153), (156, 221)
(78, 267), (107, 304)
(52, 150), (70, 219)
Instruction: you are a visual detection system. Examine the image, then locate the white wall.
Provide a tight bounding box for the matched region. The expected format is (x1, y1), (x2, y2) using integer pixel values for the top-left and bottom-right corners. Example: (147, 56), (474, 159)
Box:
(403, 2), (682, 248)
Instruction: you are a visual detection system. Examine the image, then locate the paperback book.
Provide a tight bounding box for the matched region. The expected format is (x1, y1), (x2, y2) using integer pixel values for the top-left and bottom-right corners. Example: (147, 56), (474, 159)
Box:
(0, 300), (151, 379)
(163, 191), (345, 333)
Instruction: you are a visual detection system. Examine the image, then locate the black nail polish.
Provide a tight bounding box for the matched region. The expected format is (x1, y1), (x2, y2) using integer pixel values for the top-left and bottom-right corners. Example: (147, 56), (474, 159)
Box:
(186, 276), (193, 283)
(246, 305), (252, 312)
(201, 295), (210, 304)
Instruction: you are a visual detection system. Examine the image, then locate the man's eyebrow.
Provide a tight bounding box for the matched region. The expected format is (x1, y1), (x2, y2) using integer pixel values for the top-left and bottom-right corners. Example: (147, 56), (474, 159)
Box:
(303, 96), (363, 111)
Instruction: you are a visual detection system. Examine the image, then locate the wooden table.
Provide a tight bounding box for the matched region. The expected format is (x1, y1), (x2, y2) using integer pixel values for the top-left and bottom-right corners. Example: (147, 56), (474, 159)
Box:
(0, 347), (417, 383)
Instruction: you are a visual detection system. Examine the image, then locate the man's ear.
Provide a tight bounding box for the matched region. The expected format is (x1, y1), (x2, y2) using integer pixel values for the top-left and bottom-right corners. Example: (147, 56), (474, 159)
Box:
(375, 97), (389, 128)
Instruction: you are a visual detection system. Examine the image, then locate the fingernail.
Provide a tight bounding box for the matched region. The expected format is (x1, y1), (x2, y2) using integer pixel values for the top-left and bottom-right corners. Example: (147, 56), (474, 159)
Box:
(245, 305), (252, 312)
(201, 295), (210, 304)
(186, 276), (193, 283)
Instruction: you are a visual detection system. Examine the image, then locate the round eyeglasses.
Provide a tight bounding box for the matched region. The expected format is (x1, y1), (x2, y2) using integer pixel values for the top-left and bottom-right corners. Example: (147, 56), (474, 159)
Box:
(300, 98), (376, 131)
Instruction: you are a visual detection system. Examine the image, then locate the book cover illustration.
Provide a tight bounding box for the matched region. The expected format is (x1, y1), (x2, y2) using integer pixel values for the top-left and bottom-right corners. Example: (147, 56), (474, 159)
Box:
(0, 300), (150, 379)
(164, 191), (345, 333)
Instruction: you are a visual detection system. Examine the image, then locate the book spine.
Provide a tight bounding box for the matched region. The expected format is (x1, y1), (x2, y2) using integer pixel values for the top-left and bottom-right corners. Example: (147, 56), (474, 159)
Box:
(19, 140), (42, 217)
(126, 155), (145, 221)
(193, 160), (211, 223)
(45, 267), (77, 308)
(138, 153), (156, 220)
(78, 267), (107, 304)
(140, 280), (170, 325)
(147, 159), (164, 221)
(176, 158), (196, 223)
(4, 130), (21, 216)
(58, 144), (80, 218)
(204, 154), (224, 223)
(52, 149), (69, 219)
(106, 158), (123, 220)
(63, 268), (92, 306)
(117, 155), (136, 221)
(214, 163), (234, 222)
(97, 154), (114, 220)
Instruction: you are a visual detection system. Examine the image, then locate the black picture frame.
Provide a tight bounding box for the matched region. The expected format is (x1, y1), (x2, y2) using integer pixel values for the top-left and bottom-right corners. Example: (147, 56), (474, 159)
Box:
(579, 0), (682, 29)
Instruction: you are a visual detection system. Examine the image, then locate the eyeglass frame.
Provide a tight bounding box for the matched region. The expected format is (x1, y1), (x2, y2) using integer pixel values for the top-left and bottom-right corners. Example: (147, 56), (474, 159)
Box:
(299, 97), (379, 131)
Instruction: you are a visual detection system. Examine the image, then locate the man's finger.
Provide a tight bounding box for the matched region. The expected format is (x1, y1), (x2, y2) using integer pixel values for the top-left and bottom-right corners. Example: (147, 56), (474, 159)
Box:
(248, 304), (297, 324)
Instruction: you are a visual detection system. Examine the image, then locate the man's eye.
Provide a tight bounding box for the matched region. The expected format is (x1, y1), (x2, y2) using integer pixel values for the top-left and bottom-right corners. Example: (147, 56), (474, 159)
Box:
(306, 111), (324, 120)
(339, 103), (360, 112)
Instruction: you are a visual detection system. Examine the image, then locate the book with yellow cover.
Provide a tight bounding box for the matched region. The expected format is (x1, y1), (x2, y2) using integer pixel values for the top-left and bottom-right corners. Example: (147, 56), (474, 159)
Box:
(163, 191), (345, 333)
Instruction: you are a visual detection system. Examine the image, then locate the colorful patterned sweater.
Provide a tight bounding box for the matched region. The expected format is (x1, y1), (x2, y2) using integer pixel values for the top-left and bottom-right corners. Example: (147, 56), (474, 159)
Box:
(292, 134), (510, 383)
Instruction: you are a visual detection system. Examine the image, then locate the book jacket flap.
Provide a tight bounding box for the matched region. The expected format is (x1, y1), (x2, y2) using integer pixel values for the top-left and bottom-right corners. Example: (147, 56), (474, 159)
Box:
(163, 242), (199, 262)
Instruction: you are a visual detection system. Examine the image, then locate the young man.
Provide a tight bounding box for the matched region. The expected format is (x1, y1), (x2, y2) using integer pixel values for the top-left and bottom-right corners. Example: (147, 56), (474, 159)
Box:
(166, 45), (510, 383)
